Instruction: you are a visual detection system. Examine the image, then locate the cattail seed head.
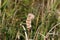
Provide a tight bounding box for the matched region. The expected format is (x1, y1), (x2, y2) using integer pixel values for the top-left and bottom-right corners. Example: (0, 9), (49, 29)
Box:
(27, 13), (35, 20)
(26, 13), (35, 30)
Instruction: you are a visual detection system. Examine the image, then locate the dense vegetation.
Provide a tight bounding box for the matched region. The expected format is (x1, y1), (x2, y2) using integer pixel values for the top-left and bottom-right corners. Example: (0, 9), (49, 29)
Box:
(0, 0), (60, 40)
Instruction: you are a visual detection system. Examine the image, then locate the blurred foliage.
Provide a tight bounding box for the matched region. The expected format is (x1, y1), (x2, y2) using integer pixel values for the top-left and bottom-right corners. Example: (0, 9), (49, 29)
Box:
(0, 0), (60, 40)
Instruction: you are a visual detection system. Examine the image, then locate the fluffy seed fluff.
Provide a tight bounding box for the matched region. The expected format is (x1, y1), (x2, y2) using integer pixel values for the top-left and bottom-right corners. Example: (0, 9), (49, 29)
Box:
(26, 13), (35, 29)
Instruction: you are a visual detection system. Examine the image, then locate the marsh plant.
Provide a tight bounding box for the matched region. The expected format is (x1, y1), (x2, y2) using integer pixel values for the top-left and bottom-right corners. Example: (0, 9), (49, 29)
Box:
(0, 0), (60, 40)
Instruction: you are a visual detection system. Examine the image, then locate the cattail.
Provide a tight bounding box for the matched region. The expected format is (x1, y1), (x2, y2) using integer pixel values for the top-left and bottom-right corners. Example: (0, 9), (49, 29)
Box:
(26, 13), (35, 31)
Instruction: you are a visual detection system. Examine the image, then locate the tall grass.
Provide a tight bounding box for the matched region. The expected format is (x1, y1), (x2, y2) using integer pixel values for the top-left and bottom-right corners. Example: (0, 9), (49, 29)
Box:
(0, 0), (60, 40)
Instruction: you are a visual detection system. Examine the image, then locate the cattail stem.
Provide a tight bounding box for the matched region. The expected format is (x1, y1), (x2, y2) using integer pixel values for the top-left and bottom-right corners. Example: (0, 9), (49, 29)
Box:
(20, 24), (28, 40)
